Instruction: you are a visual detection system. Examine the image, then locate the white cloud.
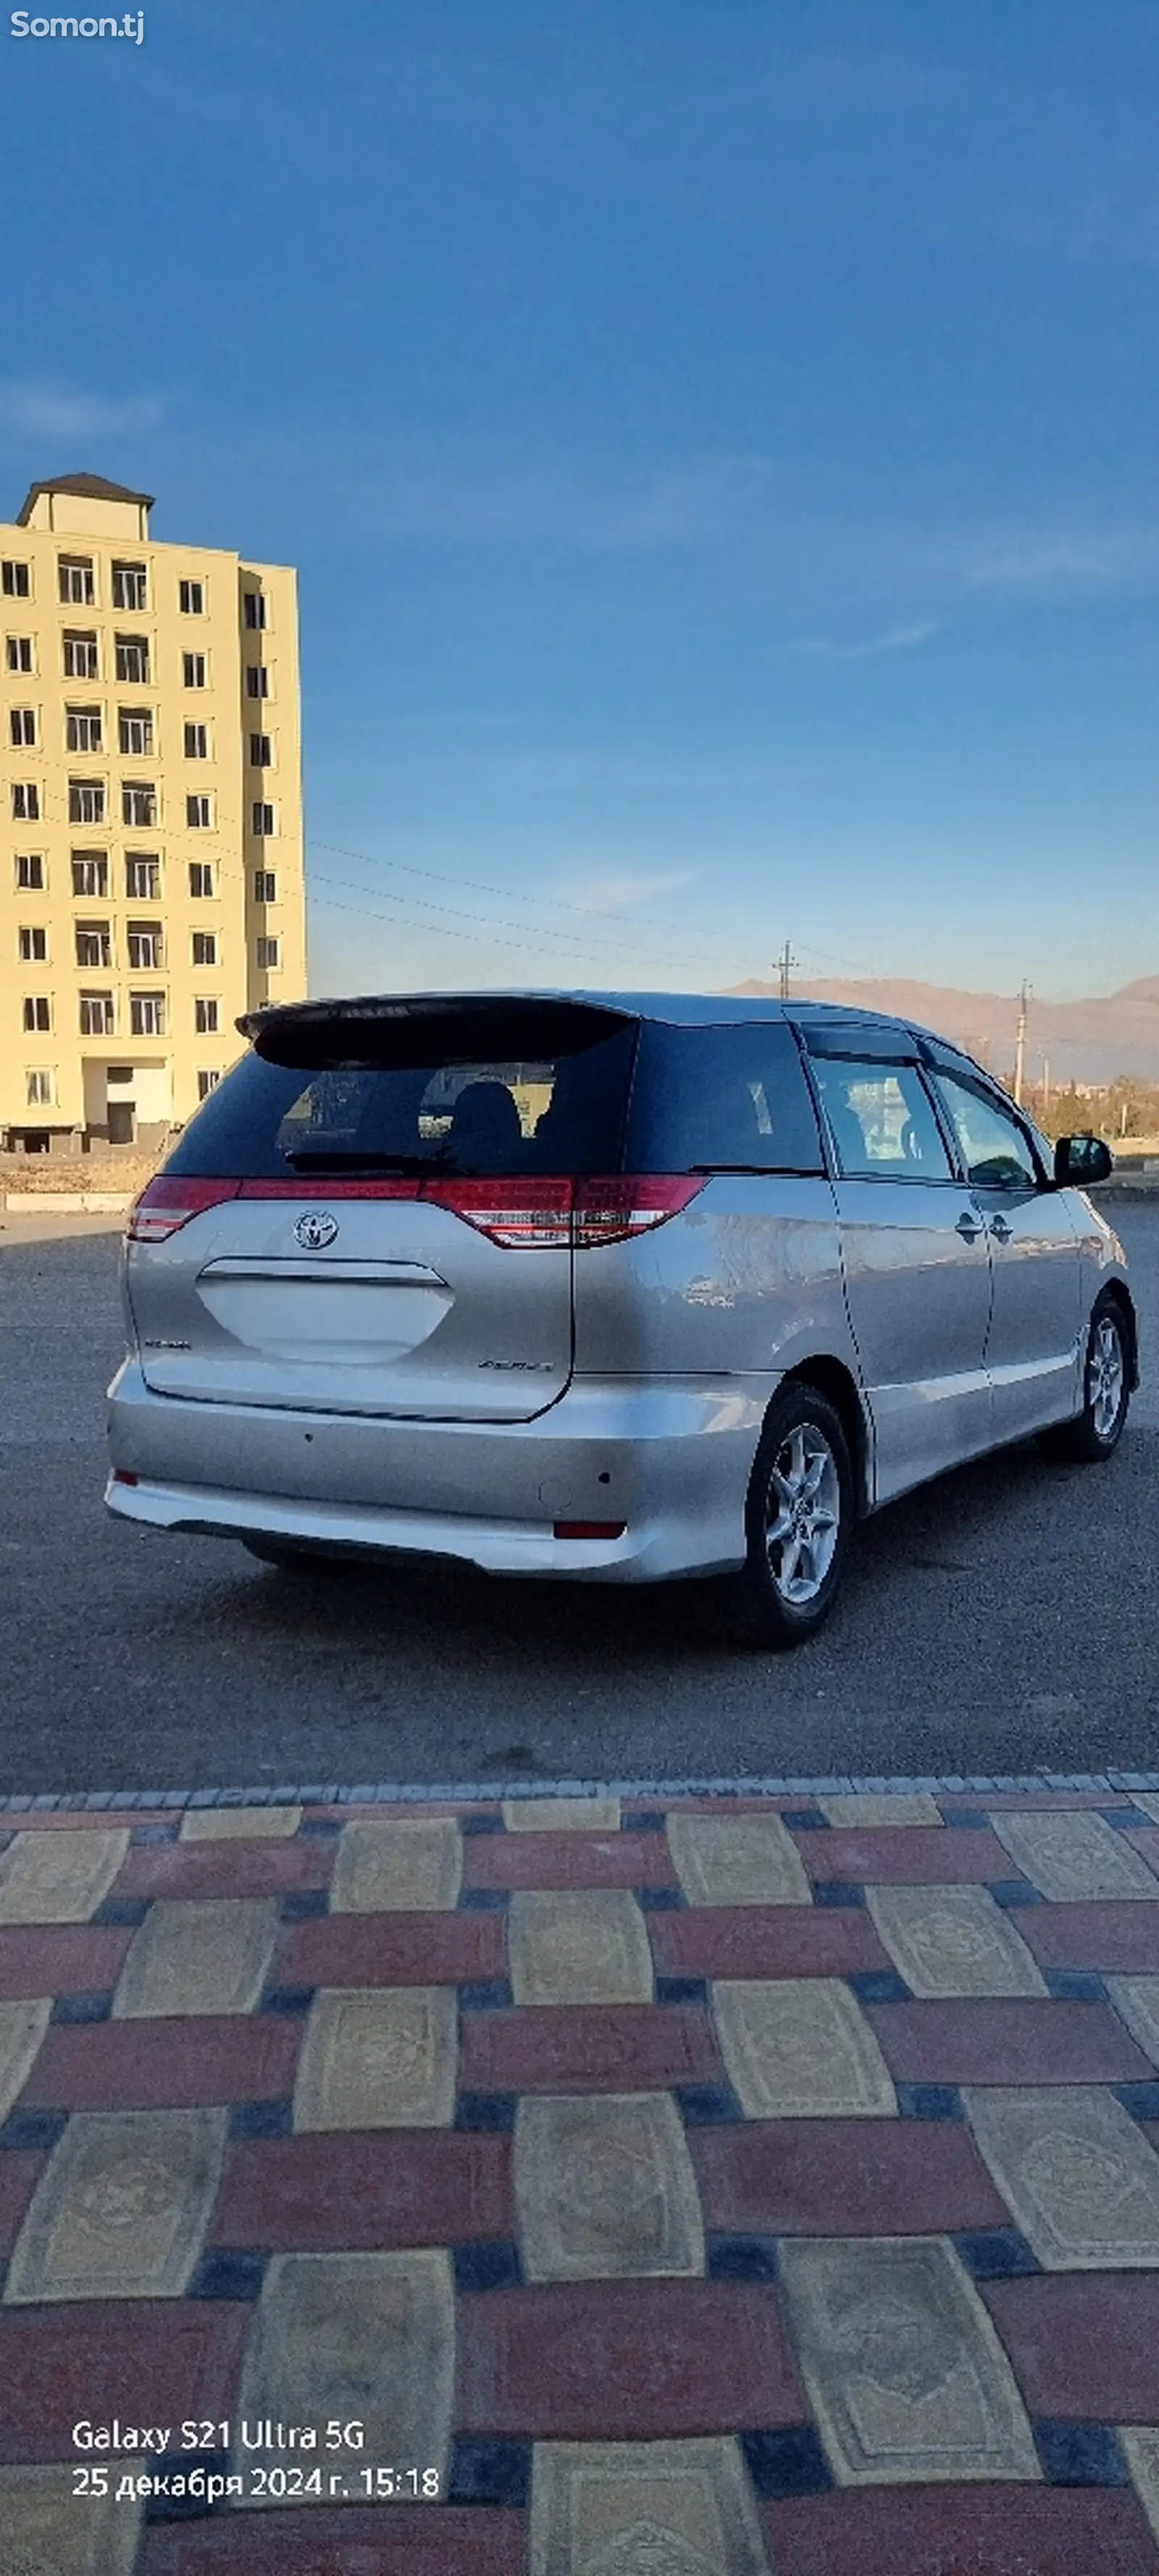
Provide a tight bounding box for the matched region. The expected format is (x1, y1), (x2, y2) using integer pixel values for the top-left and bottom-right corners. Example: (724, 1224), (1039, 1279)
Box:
(795, 620), (939, 659)
(562, 866), (701, 913)
(0, 379), (165, 440)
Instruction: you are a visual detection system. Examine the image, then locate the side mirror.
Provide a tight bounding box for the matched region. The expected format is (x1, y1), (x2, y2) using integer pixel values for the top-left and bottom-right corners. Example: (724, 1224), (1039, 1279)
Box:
(1055, 1133), (1113, 1187)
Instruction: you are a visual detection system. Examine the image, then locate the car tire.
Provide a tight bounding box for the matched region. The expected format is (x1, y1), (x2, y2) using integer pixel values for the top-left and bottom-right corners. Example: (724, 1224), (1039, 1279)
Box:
(1039, 1292), (1131, 1463)
(719, 1382), (855, 1649)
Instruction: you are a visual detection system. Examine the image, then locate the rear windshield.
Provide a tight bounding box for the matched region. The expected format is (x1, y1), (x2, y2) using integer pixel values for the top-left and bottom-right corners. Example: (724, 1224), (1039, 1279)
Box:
(162, 1004), (638, 1179)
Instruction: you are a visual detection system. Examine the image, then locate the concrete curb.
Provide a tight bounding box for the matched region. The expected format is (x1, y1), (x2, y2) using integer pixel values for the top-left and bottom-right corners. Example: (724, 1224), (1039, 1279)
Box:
(4, 1768), (1159, 1812)
(2, 1190), (133, 1211)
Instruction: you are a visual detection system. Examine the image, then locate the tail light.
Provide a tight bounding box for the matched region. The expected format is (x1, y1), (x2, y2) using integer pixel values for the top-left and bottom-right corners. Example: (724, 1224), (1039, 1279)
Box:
(127, 1171), (706, 1249)
(423, 1178), (574, 1249)
(127, 1176), (242, 1242)
(572, 1176), (705, 1247)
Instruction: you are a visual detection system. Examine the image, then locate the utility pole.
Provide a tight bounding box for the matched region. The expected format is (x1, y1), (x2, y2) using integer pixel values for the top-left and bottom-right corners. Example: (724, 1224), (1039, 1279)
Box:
(1042, 1056), (1050, 1118)
(1013, 979), (1032, 1105)
(775, 940), (799, 1002)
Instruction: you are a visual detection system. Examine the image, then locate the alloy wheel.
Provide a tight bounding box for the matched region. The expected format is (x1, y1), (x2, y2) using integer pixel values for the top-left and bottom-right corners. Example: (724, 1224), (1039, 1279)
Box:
(1088, 1313), (1125, 1440)
(763, 1421), (841, 1605)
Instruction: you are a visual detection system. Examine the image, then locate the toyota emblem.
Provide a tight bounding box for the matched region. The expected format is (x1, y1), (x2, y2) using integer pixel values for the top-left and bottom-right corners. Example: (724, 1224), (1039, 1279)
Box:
(293, 1210), (339, 1251)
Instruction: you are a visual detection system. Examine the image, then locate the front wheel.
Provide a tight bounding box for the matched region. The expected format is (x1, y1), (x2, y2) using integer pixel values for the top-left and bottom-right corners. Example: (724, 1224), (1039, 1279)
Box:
(1040, 1295), (1131, 1463)
(719, 1384), (855, 1649)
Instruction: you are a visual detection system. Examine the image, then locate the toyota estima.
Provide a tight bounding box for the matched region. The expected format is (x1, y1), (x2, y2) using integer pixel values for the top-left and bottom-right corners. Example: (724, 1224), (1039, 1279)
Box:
(106, 990), (1136, 1647)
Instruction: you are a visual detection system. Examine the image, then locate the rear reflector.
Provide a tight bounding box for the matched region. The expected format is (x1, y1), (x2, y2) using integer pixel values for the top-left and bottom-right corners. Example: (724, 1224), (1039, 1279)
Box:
(553, 1520), (627, 1540)
(127, 1171), (706, 1249)
(112, 1468), (138, 1486)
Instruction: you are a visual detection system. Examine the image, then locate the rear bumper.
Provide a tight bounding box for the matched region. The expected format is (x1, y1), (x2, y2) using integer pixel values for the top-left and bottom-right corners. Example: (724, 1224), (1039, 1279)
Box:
(105, 1359), (776, 1581)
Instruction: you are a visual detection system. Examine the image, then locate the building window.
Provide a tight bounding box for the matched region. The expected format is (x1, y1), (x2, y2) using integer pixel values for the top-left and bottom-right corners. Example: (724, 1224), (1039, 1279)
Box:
(183, 722), (209, 758)
(125, 853), (160, 899)
(75, 922), (112, 969)
(253, 869), (277, 903)
(79, 992), (114, 1036)
(243, 590), (267, 630)
(15, 854), (44, 890)
(130, 992), (167, 1037)
(183, 651), (206, 687)
(115, 635), (150, 685)
(123, 783), (156, 827)
(62, 631), (99, 680)
(59, 556), (95, 606)
(179, 578), (204, 614)
(191, 930), (217, 966)
(69, 779), (105, 824)
(187, 795), (212, 829)
(249, 733), (272, 768)
(66, 707), (102, 753)
(119, 709), (154, 757)
(72, 853), (109, 898)
(25, 1068), (55, 1107)
(194, 997), (219, 1034)
(256, 935), (280, 969)
(251, 802), (275, 836)
(188, 862), (214, 898)
(18, 927), (47, 962)
(12, 784), (40, 820)
(22, 997), (51, 1032)
(2, 559), (30, 598)
(197, 1069), (221, 1100)
(127, 924), (163, 970)
(112, 562), (148, 611)
(9, 708), (36, 747)
(246, 664), (269, 698)
(7, 637), (33, 672)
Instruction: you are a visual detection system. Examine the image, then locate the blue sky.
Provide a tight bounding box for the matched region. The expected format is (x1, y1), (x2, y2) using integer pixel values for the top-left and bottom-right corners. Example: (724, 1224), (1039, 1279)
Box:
(3, 0), (1158, 1001)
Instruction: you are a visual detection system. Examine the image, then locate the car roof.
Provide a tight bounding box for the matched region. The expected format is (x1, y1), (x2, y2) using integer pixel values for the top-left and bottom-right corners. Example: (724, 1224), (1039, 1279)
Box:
(243, 985), (941, 1046)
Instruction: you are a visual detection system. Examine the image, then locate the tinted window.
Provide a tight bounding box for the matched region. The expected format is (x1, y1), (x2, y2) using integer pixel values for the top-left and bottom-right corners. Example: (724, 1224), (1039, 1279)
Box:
(932, 1069), (1039, 1188)
(627, 1022), (824, 1173)
(163, 1006), (637, 1179)
(811, 1057), (953, 1179)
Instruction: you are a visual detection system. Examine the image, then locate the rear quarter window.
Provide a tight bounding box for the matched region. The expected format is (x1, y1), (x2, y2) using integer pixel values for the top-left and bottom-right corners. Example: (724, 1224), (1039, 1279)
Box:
(627, 1022), (824, 1173)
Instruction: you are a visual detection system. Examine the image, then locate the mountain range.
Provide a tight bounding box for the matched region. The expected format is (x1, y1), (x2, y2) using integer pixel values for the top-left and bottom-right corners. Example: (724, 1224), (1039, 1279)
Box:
(727, 975), (1159, 1088)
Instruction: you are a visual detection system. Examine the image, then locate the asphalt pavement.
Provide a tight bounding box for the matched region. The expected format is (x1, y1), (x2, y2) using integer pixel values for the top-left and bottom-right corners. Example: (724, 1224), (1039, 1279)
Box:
(1, 1205), (1157, 1794)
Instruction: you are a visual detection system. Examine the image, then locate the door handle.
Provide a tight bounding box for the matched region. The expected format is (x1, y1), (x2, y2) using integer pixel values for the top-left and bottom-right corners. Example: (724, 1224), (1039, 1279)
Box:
(955, 1211), (984, 1242)
(989, 1215), (1013, 1244)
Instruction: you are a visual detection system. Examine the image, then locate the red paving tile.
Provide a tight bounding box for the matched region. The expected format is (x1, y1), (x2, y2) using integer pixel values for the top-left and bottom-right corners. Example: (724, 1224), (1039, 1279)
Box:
(456, 2278), (806, 2436)
(763, 2487), (1159, 2576)
(21, 2014), (301, 2109)
(0, 2150), (45, 2252)
(212, 2133), (514, 2249)
(792, 1826), (1016, 1884)
(984, 2274), (1159, 2421)
(463, 1831), (675, 1890)
(460, 2003), (720, 2094)
(1021, 1902), (1159, 1973)
(141, 2507), (527, 2573)
(648, 1904), (887, 1979)
(693, 2117), (1009, 2236)
(280, 1909), (505, 1989)
(115, 1842), (333, 1899)
(866, 1997), (1152, 2084)
(0, 2303), (248, 2462)
(0, 1923), (132, 1999)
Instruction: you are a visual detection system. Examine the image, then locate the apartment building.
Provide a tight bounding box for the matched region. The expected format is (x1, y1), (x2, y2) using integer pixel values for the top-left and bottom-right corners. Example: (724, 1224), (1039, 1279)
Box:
(0, 472), (305, 1152)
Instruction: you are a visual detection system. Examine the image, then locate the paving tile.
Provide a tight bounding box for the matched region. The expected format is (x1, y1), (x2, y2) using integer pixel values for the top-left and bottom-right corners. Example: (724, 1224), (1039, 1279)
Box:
(1122, 2428), (1159, 2546)
(4, 2107), (227, 2301)
(462, 2004), (720, 2095)
(0, 2464), (142, 2575)
(992, 1811), (1159, 1902)
(0, 2299), (248, 2459)
(0, 1829), (130, 1923)
(793, 1827), (1012, 1885)
(0, 1925), (133, 1999)
(667, 1812), (812, 1908)
(694, 2118), (1008, 2236)
(867, 1999), (1152, 2085)
(212, 2130), (514, 2248)
(515, 2094), (704, 2282)
(139, 2505), (528, 2572)
(330, 1816), (463, 1912)
(713, 1981), (897, 2119)
(280, 1907), (504, 1988)
(866, 1886), (1047, 1999)
(112, 1900), (280, 2020)
(763, 2485), (1159, 2575)
(965, 2086), (1159, 2268)
(777, 2235), (1039, 2485)
(0, 2146), (44, 2249)
(293, 1986), (456, 2130)
(21, 2014), (300, 2109)
(232, 2249), (455, 2504)
(1106, 1974), (1159, 2068)
(0, 1996), (50, 2121)
(117, 1842), (332, 1901)
(1018, 1902), (1159, 1975)
(503, 1797), (621, 1831)
(648, 1905), (887, 1981)
(1132, 1795), (1159, 1826)
(530, 2436), (771, 2575)
(178, 1807), (302, 1841)
(820, 1794), (944, 1827)
(459, 2279), (804, 2439)
(509, 1891), (653, 2005)
(465, 1832), (675, 1891)
(984, 2275), (1159, 2420)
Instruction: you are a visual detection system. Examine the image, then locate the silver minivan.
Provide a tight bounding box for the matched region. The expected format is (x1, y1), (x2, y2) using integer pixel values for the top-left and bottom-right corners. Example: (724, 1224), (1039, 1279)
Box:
(106, 990), (1137, 1646)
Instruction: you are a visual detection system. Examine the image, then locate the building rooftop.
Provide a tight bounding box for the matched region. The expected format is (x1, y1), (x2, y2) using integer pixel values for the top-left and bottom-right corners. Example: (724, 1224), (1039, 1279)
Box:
(15, 472), (155, 526)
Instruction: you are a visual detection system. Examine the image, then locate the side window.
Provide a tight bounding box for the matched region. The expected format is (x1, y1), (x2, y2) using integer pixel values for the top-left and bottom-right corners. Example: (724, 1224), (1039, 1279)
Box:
(810, 1056), (952, 1179)
(627, 1023), (825, 1173)
(932, 1071), (1039, 1189)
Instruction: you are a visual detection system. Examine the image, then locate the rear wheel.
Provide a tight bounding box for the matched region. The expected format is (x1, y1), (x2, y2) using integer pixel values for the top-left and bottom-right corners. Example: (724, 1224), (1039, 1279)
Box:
(1040, 1294), (1131, 1463)
(720, 1383), (854, 1649)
